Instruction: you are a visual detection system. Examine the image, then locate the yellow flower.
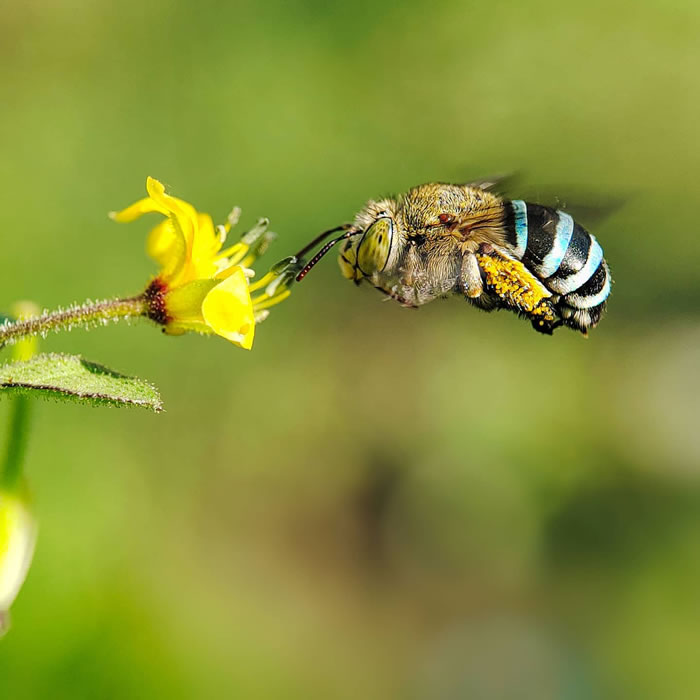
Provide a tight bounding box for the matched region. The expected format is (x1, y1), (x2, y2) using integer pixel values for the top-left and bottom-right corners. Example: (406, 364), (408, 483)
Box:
(110, 177), (293, 350)
(0, 488), (36, 635)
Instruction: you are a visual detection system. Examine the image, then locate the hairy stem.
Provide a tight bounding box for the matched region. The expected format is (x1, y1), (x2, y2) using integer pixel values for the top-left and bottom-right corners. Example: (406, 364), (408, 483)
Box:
(1, 398), (31, 490)
(0, 296), (147, 348)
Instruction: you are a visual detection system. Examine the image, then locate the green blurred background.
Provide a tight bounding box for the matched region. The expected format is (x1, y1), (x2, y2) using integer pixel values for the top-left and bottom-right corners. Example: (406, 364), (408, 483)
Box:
(2, 0), (700, 697)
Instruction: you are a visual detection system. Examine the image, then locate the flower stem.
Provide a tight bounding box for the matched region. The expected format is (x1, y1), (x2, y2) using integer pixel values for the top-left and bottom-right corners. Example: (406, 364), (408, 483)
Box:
(0, 296), (147, 349)
(1, 397), (31, 491)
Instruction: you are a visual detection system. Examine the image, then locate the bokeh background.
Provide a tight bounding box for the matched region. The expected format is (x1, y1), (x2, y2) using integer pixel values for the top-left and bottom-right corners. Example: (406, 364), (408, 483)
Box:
(2, 0), (700, 698)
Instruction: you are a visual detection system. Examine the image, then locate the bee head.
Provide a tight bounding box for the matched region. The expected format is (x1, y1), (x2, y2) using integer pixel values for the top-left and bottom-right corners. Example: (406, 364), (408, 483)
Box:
(337, 198), (401, 281)
(345, 216), (395, 278)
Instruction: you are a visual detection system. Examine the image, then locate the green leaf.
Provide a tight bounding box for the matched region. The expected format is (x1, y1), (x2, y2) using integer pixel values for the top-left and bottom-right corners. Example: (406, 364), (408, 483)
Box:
(0, 353), (163, 412)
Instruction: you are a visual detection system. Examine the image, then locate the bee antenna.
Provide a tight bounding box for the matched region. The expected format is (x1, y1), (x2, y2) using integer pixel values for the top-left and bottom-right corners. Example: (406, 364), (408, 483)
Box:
(295, 230), (361, 282)
(294, 224), (353, 260)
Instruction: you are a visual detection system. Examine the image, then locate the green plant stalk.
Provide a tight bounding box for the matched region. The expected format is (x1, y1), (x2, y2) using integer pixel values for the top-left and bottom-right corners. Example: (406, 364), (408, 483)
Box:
(1, 397), (31, 491)
(0, 296), (147, 349)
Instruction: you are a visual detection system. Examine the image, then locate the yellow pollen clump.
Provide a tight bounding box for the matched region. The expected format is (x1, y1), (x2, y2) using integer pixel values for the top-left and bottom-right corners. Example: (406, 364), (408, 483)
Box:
(476, 254), (556, 322)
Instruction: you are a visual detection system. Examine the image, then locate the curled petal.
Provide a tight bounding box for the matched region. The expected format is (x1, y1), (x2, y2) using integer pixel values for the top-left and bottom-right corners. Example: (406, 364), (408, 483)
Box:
(109, 196), (168, 222)
(147, 219), (187, 282)
(146, 178), (199, 253)
(201, 268), (255, 349)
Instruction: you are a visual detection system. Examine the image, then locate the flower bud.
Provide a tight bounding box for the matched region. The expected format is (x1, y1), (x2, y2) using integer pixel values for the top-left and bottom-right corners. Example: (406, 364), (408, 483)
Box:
(0, 488), (37, 635)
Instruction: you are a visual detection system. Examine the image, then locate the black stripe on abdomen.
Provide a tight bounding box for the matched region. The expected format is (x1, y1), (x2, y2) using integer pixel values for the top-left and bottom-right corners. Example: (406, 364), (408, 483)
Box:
(548, 221), (590, 281)
(521, 205), (559, 271)
(563, 260), (612, 310)
(501, 199), (517, 249)
(573, 261), (607, 298)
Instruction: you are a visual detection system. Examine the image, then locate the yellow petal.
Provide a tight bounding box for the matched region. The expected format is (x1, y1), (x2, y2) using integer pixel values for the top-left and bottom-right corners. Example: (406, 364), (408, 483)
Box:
(187, 213), (221, 280)
(111, 179), (191, 282)
(146, 219), (186, 282)
(164, 279), (218, 323)
(146, 178), (199, 247)
(109, 196), (168, 222)
(201, 268), (255, 349)
(144, 178), (223, 288)
(144, 177), (170, 208)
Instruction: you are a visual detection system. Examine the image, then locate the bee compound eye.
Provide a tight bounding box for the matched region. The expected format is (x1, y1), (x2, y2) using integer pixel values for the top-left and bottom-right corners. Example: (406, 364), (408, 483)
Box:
(357, 217), (394, 275)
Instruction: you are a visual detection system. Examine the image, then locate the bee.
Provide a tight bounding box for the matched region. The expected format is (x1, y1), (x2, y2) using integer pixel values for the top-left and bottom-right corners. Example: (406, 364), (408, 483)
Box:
(295, 182), (612, 335)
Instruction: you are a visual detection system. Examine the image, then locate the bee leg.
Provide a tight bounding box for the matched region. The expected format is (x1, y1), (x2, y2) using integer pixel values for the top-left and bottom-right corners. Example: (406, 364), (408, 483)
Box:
(374, 285), (418, 308)
(531, 317), (563, 335)
(530, 301), (563, 335)
(460, 250), (483, 299)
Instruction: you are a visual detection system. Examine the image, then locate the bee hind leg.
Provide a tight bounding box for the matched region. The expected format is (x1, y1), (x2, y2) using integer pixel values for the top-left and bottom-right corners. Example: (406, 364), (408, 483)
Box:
(530, 301), (563, 335)
(531, 318), (563, 335)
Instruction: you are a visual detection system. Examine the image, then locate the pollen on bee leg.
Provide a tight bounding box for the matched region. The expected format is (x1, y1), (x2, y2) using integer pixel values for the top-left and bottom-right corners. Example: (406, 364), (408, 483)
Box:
(476, 253), (553, 317)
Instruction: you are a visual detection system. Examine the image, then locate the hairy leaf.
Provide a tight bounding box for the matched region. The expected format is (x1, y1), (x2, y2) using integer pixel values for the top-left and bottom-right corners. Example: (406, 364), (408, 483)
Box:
(0, 353), (162, 412)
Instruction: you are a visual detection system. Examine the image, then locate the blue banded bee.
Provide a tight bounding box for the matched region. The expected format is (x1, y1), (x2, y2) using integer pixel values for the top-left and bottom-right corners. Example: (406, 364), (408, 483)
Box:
(295, 182), (612, 335)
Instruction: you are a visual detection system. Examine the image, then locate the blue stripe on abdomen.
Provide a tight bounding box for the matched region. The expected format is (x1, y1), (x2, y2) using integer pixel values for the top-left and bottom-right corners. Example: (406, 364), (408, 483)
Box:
(511, 200), (528, 258)
(566, 261), (611, 309)
(539, 212), (574, 277)
(548, 235), (604, 295)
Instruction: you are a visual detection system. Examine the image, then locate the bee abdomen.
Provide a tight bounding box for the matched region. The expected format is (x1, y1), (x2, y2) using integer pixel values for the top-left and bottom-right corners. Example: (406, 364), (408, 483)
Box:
(504, 200), (612, 331)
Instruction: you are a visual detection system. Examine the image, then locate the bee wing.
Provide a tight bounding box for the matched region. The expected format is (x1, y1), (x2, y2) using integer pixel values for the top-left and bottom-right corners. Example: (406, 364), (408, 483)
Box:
(500, 182), (627, 229)
(459, 173), (628, 228)
(462, 172), (521, 193)
(535, 192), (627, 229)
